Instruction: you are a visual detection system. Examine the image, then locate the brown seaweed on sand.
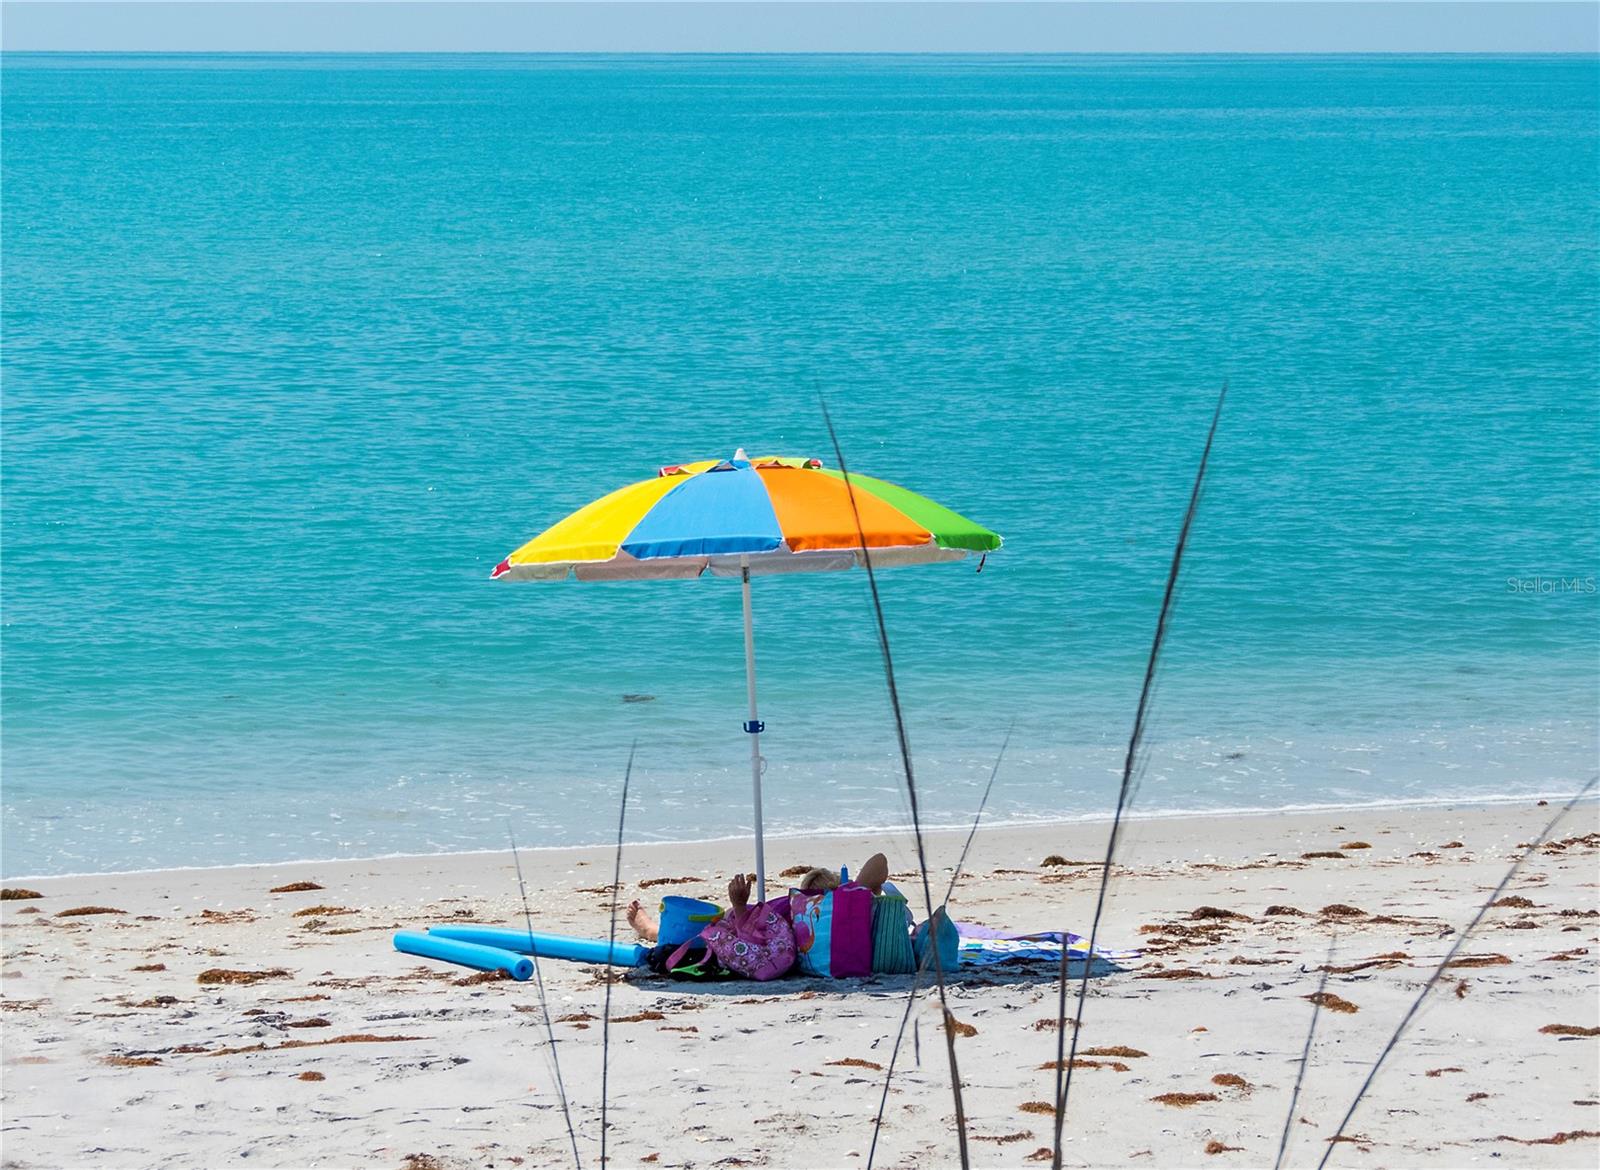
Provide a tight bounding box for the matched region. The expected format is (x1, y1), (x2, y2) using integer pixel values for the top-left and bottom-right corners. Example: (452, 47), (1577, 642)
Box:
(1264, 905), (1305, 917)
(1039, 1058), (1130, 1072)
(197, 967), (292, 985)
(1538, 1024), (1600, 1037)
(197, 1032), (424, 1056)
(132, 963), (166, 972)
(1494, 1131), (1600, 1146)
(612, 1010), (665, 1024)
(292, 905), (355, 918)
(56, 905), (125, 917)
(102, 1054), (162, 1067)
(974, 1132), (1034, 1145)
(1081, 1046), (1147, 1058)
(1319, 904), (1365, 918)
(1032, 1018), (1076, 1032)
(1304, 992), (1359, 1015)
(1152, 1093), (1219, 1107)
(270, 881), (324, 893)
(1019, 1102), (1056, 1116)
(828, 1058), (885, 1071)
(1, 888), (43, 900)
(1138, 968), (1210, 980)
(297, 1071), (325, 1082)
(1317, 953), (1408, 975)
(1212, 1074), (1251, 1091)
(1424, 1067), (1464, 1077)
(1301, 852), (1346, 860)
(942, 1014), (978, 1038)
(1444, 953), (1510, 969)
(1206, 1141), (1244, 1155)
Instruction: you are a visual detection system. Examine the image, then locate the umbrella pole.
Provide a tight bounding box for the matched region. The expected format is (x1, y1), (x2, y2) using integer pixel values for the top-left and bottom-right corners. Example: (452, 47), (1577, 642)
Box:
(740, 556), (767, 904)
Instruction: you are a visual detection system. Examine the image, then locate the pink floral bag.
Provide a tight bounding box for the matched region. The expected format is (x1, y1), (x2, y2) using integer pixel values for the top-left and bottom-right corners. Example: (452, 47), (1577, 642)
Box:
(665, 900), (796, 982)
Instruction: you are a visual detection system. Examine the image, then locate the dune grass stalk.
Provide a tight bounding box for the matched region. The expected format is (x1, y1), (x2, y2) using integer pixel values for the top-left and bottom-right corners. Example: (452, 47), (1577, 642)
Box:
(866, 724), (1013, 1170)
(821, 396), (972, 1170)
(1314, 772), (1598, 1168)
(1275, 928), (1338, 1170)
(509, 823), (583, 1170)
(1052, 383), (1227, 1170)
(599, 743), (637, 1168)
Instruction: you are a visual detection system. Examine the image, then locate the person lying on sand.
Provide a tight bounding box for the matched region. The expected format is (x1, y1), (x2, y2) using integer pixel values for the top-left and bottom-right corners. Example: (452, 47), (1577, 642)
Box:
(625, 852), (895, 942)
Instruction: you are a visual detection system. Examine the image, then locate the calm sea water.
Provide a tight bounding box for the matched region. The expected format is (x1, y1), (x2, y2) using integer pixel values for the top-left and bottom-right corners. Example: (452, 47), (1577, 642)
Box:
(3, 54), (1596, 877)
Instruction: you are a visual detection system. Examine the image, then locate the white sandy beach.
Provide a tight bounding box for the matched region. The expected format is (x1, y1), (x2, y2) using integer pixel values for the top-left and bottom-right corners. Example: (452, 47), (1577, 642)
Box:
(2, 801), (1597, 1169)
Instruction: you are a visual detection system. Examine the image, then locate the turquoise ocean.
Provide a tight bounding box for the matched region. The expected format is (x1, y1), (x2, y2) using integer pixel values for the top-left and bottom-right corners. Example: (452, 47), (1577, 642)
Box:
(3, 54), (1596, 878)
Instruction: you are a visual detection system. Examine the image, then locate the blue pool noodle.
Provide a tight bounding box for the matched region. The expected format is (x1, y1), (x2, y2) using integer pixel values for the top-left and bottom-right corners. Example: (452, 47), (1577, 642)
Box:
(427, 925), (647, 967)
(393, 930), (534, 981)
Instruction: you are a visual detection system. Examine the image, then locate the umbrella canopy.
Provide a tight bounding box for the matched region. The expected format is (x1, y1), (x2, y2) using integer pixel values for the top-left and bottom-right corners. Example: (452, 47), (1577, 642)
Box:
(491, 451), (1001, 581)
(492, 450), (1001, 901)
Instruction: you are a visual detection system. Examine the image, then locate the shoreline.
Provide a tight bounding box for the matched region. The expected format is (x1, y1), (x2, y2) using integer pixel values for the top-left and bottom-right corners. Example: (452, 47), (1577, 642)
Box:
(6, 787), (1596, 884)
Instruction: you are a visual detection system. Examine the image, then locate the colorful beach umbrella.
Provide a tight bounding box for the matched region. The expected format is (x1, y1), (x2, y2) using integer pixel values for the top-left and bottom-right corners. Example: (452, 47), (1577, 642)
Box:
(492, 450), (1002, 900)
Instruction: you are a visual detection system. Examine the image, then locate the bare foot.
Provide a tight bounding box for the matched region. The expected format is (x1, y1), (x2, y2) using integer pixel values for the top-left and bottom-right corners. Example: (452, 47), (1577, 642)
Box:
(626, 899), (659, 942)
(857, 852), (890, 894)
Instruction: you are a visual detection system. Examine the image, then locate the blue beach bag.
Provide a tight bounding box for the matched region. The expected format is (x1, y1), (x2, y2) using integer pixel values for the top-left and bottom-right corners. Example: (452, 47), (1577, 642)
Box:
(658, 896), (722, 947)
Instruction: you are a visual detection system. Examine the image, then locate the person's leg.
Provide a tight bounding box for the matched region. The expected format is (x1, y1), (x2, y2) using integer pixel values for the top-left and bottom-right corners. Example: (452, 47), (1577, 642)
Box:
(626, 899), (659, 942)
(857, 852), (889, 894)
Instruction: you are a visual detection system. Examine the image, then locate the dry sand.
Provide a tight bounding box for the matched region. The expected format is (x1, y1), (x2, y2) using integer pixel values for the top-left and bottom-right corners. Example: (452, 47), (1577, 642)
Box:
(2, 800), (1597, 1169)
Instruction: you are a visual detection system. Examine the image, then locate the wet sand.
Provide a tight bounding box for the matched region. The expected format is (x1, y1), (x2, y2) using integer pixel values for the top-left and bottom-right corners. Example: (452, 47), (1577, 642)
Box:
(2, 801), (1597, 1169)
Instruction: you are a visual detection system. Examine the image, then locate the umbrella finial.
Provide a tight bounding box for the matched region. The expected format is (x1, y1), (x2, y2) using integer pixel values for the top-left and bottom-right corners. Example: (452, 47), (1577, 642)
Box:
(734, 447), (749, 462)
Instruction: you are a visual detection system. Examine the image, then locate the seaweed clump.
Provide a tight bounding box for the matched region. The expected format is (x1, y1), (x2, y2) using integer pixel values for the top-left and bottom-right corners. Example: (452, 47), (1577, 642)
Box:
(1152, 1092), (1219, 1107)
(197, 967), (292, 986)
(1304, 992), (1359, 1014)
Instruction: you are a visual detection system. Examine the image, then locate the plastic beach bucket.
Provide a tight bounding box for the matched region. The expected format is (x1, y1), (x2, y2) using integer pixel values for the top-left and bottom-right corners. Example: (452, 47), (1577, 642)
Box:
(658, 896), (721, 946)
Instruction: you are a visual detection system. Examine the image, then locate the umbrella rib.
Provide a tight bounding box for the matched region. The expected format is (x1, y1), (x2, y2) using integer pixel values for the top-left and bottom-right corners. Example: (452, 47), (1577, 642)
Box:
(820, 395), (971, 1170)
